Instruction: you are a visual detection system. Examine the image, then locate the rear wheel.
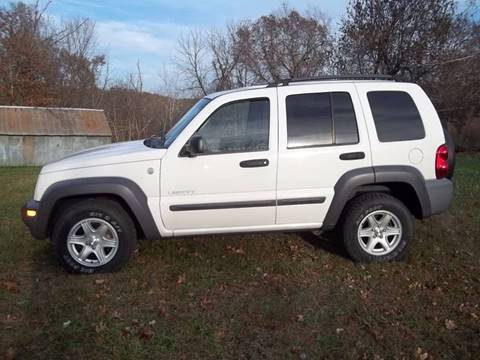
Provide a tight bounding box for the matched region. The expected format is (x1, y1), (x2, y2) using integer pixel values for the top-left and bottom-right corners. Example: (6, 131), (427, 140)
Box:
(341, 193), (413, 262)
(52, 199), (137, 273)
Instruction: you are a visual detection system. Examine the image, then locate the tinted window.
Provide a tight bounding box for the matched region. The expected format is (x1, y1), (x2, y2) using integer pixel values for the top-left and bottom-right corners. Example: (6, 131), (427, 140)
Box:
(286, 92), (358, 148)
(194, 98), (269, 154)
(286, 93), (332, 148)
(164, 98), (211, 147)
(367, 91), (425, 142)
(332, 92), (359, 144)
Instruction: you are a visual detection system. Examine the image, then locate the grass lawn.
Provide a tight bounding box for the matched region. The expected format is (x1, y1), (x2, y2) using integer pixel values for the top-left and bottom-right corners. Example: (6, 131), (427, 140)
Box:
(1, 154), (479, 359)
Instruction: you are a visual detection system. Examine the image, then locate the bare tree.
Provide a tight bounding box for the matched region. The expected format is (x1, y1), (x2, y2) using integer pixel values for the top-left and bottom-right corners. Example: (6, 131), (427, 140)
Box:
(157, 65), (190, 135)
(336, 0), (458, 81)
(0, 1), (106, 107)
(101, 62), (188, 142)
(235, 5), (333, 83)
(176, 30), (209, 96)
(175, 4), (334, 95)
(337, 0), (480, 149)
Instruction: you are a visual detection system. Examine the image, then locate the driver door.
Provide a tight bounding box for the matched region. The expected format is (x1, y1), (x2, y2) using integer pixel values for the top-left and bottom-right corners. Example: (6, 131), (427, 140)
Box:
(160, 88), (278, 235)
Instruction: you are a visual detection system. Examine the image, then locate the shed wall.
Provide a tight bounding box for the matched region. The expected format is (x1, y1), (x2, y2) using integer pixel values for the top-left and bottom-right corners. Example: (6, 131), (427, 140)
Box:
(0, 135), (111, 166)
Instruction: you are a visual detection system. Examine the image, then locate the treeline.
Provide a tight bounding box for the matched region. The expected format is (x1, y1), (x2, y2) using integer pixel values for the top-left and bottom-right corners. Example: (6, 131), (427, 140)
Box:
(0, 1), (479, 149)
(0, 2), (187, 141)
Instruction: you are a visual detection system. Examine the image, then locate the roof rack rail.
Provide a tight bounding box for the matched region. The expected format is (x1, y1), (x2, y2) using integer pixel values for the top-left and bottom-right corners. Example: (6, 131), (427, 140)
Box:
(267, 74), (394, 87)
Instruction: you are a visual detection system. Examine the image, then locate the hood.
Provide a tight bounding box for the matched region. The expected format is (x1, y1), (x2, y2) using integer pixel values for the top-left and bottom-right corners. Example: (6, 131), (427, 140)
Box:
(41, 140), (166, 174)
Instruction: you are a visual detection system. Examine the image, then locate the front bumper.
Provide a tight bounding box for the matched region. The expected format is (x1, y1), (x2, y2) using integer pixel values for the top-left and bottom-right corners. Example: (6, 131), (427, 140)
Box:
(21, 199), (47, 240)
(425, 179), (454, 216)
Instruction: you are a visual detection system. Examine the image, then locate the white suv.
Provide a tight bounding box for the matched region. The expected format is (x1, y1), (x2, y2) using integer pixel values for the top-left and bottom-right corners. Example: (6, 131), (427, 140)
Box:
(22, 75), (454, 273)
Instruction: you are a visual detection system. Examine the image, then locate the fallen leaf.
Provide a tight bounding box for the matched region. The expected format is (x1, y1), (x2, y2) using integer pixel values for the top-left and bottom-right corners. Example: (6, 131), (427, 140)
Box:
(5, 314), (19, 323)
(445, 319), (457, 330)
(112, 310), (122, 320)
(226, 245), (245, 254)
(200, 296), (212, 308)
(234, 247), (245, 254)
(138, 327), (154, 341)
(176, 273), (186, 285)
(122, 326), (133, 336)
(2, 281), (19, 293)
(158, 304), (167, 317)
(5, 347), (16, 360)
(95, 279), (105, 285)
(95, 321), (106, 333)
(360, 289), (369, 300)
(415, 347), (429, 360)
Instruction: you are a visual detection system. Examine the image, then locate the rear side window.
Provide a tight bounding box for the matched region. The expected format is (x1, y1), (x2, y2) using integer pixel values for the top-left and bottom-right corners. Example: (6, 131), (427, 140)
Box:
(286, 92), (358, 148)
(367, 91), (425, 142)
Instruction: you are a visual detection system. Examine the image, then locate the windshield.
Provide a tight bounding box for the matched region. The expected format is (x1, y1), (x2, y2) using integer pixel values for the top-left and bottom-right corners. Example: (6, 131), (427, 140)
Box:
(164, 98), (211, 147)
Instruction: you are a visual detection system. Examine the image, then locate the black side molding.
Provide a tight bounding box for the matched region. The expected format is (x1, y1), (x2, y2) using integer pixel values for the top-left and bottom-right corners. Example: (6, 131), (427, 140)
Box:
(170, 200), (276, 211)
(170, 197), (326, 211)
(277, 197), (325, 206)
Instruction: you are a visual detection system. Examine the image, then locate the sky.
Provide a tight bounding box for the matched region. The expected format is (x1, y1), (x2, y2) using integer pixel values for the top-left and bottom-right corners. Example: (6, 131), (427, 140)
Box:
(0, 0), (349, 91)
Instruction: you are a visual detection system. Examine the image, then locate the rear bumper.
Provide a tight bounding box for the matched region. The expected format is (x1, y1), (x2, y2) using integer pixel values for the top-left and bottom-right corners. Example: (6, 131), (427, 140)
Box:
(425, 179), (454, 216)
(21, 199), (47, 240)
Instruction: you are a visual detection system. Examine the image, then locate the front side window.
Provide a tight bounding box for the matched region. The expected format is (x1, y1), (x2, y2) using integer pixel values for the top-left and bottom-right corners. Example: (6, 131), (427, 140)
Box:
(286, 92), (359, 148)
(193, 98), (269, 154)
(367, 91), (425, 142)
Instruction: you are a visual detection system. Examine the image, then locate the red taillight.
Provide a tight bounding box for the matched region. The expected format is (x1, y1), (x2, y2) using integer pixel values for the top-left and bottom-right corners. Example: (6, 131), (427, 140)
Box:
(435, 144), (449, 179)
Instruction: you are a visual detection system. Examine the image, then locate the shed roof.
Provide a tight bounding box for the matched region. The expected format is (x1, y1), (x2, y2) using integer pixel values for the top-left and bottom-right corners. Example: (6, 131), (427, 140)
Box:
(0, 106), (111, 136)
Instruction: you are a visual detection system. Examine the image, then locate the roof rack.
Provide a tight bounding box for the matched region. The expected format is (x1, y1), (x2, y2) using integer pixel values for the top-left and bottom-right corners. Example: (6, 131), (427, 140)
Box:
(267, 74), (394, 87)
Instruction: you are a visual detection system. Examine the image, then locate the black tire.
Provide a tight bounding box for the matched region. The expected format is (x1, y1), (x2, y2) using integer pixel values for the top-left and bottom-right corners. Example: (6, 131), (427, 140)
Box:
(341, 192), (414, 262)
(52, 199), (137, 274)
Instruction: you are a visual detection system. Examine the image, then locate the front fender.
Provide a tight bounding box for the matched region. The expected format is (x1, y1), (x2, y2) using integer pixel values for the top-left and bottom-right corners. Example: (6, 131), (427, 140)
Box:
(23, 177), (160, 240)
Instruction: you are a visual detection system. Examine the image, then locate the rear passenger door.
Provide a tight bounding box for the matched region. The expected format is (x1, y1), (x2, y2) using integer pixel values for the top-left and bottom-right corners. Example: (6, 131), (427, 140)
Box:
(276, 83), (372, 226)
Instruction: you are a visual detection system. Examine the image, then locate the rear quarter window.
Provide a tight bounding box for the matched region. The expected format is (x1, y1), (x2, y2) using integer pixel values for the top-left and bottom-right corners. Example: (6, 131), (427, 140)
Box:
(367, 91), (425, 142)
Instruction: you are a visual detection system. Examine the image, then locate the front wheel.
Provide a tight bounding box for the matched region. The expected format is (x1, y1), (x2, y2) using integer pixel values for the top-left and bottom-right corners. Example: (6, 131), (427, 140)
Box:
(52, 199), (137, 273)
(341, 193), (414, 262)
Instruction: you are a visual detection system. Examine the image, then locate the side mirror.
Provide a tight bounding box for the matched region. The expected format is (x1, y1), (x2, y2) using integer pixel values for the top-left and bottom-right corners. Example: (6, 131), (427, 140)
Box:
(183, 136), (205, 157)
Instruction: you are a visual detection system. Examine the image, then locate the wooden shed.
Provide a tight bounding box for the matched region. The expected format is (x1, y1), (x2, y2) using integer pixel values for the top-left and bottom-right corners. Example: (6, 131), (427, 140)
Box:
(0, 106), (112, 166)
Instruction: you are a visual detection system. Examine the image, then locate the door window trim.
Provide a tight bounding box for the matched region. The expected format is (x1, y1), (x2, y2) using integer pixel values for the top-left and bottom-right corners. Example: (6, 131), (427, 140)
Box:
(179, 97), (271, 157)
(285, 91), (360, 150)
